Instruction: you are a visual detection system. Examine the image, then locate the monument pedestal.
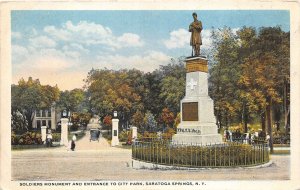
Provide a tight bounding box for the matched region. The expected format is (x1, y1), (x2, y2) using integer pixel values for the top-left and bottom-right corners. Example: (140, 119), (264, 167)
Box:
(172, 56), (222, 145)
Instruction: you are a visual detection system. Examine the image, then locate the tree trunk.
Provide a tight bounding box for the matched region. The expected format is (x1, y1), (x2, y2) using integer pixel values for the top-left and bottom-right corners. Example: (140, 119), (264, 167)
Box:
(266, 97), (273, 153)
(261, 112), (266, 132)
(243, 103), (248, 133)
(25, 111), (34, 130)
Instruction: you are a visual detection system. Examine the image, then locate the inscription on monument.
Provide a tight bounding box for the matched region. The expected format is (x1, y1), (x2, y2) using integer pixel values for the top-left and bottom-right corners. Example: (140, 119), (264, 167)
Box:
(182, 102), (198, 121)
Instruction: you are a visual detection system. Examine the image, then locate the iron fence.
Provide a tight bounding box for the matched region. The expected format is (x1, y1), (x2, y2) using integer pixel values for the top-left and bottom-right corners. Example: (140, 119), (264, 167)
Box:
(132, 141), (269, 168)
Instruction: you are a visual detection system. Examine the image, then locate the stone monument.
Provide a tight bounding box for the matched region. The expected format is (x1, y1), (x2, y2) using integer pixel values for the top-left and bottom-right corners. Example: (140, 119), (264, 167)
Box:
(172, 13), (222, 145)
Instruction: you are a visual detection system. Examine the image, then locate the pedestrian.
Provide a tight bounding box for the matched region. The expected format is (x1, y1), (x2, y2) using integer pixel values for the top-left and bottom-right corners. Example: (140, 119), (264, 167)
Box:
(266, 133), (270, 144)
(46, 130), (52, 147)
(71, 134), (77, 151)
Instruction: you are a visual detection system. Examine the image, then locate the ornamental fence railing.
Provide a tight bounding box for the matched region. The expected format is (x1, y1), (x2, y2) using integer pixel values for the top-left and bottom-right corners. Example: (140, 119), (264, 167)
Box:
(132, 140), (269, 168)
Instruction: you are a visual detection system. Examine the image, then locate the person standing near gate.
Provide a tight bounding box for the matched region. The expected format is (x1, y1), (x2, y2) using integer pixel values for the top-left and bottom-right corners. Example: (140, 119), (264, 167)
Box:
(71, 134), (77, 151)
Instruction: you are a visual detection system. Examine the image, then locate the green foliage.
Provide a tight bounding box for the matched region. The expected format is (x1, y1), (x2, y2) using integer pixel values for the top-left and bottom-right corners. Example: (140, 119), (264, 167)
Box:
(209, 26), (289, 135)
(143, 111), (157, 131)
(11, 77), (60, 130)
(84, 58), (185, 131)
(131, 110), (145, 130)
(57, 88), (85, 112)
(70, 112), (92, 130)
(51, 133), (61, 142)
(119, 130), (131, 142)
(11, 111), (28, 134)
(12, 131), (43, 145)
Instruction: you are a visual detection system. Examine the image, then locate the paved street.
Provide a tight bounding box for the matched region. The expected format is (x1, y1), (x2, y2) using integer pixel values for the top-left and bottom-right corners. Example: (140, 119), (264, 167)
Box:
(12, 133), (290, 181)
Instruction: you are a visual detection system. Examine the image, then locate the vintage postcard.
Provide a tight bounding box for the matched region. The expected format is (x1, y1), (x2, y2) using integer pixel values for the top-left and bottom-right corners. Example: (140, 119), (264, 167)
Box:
(1, 1), (300, 190)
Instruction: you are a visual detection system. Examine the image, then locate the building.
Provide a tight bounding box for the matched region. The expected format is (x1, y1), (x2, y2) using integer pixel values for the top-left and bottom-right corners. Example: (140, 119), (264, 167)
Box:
(32, 106), (60, 130)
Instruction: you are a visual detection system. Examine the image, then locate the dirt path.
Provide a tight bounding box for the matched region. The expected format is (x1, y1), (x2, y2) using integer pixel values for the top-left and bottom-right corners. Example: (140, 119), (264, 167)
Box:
(74, 132), (110, 151)
(11, 132), (290, 181)
(12, 146), (289, 181)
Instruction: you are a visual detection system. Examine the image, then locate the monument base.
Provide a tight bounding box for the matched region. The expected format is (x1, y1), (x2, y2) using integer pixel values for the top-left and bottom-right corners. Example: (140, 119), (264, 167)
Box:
(172, 121), (222, 145)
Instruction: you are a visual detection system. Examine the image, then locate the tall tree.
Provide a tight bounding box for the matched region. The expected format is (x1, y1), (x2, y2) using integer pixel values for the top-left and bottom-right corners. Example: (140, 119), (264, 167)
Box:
(11, 77), (60, 130)
(209, 27), (241, 129)
(57, 88), (85, 112)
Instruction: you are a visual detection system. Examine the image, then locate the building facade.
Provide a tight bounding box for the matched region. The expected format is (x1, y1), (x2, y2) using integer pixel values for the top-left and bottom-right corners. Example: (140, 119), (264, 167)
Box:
(32, 106), (59, 130)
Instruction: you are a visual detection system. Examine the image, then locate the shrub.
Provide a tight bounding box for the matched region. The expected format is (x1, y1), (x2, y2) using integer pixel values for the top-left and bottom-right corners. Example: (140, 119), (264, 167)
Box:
(11, 131), (43, 145)
(119, 131), (129, 142)
(52, 133), (61, 142)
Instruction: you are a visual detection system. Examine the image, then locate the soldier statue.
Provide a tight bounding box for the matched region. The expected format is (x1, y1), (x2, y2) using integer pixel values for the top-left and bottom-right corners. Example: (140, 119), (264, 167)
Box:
(189, 12), (203, 56)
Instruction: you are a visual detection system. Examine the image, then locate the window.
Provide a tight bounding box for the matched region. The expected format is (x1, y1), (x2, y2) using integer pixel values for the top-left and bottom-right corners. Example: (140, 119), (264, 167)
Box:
(36, 120), (41, 129)
(42, 120), (46, 126)
(48, 120), (51, 128)
(42, 110), (46, 117)
(36, 111), (41, 117)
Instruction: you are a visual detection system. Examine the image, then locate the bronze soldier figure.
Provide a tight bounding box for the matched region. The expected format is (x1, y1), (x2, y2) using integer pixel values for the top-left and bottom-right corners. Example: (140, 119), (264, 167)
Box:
(189, 12), (202, 56)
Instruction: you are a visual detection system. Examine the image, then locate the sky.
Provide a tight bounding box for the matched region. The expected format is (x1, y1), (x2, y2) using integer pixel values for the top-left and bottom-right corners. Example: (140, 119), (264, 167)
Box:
(11, 10), (290, 90)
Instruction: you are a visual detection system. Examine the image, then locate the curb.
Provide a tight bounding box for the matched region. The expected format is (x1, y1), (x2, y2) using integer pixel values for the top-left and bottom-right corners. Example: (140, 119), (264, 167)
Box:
(132, 159), (273, 170)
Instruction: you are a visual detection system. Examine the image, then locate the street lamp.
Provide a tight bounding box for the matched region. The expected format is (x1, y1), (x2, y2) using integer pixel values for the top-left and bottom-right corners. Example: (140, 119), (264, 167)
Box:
(113, 111), (118, 118)
(62, 109), (68, 118)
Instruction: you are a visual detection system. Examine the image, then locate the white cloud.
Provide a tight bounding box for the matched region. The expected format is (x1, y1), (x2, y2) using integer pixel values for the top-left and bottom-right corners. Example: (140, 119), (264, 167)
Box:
(95, 51), (171, 72)
(44, 25), (71, 41)
(117, 33), (144, 47)
(201, 29), (213, 50)
(12, 32), (22, 40)
(12, 45), (29, 63)
(62, 43), (90, 54)
(14, 50), (73, 72)
(29, 35), (57, 48)
(44, 21), (143, 49)
(163, 28), (190, 49)
(12, 45), (28, 58)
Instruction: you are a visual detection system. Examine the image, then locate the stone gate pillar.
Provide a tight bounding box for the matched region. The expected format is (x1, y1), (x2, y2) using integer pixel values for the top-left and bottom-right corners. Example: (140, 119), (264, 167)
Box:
(111, 119), (119, 146)
(60, 118), (69, 146)
(41, 126), (47, 144)
(131, 126), (137, 142)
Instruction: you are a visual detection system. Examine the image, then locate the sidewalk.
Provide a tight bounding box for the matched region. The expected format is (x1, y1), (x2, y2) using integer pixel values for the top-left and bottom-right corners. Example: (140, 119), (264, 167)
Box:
(12, 135), (290, 181)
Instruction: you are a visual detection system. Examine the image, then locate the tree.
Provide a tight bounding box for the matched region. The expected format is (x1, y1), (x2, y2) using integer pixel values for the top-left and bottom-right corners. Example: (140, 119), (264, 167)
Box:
(238, 27), (290, 152)
(103, 115), (112, 129)
(57, 88), (85, 112)
(11, 77), (60, 130)
(11, 110), (28, 134)
(209, 27), (242, 129)
(143, 111), (157, 132)
(131, 110), (144, 131)
(159, 76), (185, 113)
(159, 108), (175, 131)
